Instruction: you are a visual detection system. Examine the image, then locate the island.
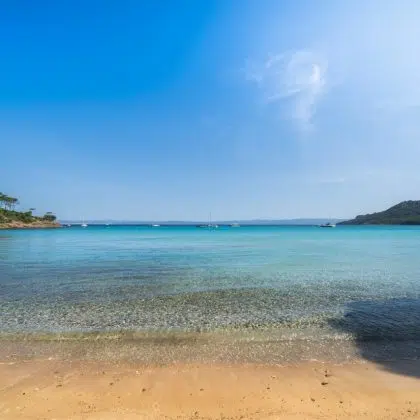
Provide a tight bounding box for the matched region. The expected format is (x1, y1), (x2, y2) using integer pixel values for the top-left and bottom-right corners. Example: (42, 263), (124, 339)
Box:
(0, 192), (60, 229)
(339, 200), (420, 225)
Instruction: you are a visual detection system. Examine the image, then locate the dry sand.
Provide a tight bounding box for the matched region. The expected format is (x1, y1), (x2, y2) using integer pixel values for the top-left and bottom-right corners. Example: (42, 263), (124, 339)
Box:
(1, 358), (420, 419)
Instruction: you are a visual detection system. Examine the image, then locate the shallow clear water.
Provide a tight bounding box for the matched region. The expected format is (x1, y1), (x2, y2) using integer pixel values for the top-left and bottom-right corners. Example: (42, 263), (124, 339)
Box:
(1, 225), (420, 361)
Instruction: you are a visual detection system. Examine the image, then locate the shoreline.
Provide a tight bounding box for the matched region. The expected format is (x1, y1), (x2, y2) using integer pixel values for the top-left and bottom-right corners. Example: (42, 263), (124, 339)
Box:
(1, 332), (420, 370)
(0, 333), (360, 365)
(1, 357), (419, 419)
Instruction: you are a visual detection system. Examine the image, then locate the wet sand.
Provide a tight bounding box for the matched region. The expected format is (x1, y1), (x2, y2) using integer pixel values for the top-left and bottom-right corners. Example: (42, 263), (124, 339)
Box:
(1, 358), (420, 419)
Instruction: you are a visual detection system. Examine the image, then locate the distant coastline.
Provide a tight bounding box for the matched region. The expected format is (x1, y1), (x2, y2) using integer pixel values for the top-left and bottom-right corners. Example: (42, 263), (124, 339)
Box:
(60, 218), (342, 226)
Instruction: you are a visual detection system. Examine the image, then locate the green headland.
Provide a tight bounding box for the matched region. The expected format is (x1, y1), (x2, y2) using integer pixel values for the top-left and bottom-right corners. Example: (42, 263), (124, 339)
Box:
(339, 200), (420, 225)
(0, 192), (60, 229)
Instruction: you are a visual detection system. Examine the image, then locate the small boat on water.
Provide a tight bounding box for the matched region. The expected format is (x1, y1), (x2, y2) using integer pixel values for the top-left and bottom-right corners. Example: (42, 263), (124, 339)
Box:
(230, 223), (240, 227)
(81, 223), (88, 228)
(196, 212), (218, 229)
(152, 224), (160, 227)
(320, 222), (336, 228)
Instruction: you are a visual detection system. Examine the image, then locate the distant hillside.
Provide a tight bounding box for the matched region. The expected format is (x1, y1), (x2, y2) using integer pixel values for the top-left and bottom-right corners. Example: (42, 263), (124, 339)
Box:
(339, 201), (420, 225)
(0, 192), (60, 229)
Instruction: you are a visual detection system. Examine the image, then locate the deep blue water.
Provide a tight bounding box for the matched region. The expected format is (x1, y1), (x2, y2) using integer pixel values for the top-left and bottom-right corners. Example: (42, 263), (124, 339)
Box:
(1, 225), (420, 343)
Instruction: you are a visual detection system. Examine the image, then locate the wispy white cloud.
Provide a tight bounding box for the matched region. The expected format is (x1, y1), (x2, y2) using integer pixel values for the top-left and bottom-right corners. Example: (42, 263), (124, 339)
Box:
(246, 50), (328, 130)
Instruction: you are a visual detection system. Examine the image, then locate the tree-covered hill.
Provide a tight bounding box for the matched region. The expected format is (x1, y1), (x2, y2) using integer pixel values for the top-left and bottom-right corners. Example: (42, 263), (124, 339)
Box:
(339, 200), (420, 225)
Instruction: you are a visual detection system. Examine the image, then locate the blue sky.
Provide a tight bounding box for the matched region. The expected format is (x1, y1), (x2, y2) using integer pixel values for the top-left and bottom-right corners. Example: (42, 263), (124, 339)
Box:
(1, 1), (420, 220)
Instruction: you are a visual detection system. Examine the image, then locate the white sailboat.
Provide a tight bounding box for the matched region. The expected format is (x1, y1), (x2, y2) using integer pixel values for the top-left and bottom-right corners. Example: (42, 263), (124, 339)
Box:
(196, 212), (218, 229)
(208, 212), (218, 229)
(81, 217), (88, 228)
(320, 216), (336, 228)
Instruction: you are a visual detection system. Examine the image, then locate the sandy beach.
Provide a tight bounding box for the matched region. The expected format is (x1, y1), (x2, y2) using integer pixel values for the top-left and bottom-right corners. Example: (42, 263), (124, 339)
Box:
(1, 358), (420, 419)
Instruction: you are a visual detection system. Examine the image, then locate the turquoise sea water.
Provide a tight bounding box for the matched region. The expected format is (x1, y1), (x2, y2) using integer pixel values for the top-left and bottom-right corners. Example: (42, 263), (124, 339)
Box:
(1, 225), (420, 362)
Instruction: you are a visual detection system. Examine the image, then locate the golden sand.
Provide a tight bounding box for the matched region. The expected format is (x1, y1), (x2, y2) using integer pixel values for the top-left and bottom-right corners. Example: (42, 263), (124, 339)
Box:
(1, 358), (420, 419)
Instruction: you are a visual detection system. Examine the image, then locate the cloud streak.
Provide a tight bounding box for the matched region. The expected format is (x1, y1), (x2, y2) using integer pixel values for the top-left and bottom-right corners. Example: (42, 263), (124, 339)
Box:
(246, 50), (328, 130)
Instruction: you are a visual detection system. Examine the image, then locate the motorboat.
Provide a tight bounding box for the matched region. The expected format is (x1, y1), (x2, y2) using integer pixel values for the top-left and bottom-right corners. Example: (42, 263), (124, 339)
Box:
(320, 222), (336, 228)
